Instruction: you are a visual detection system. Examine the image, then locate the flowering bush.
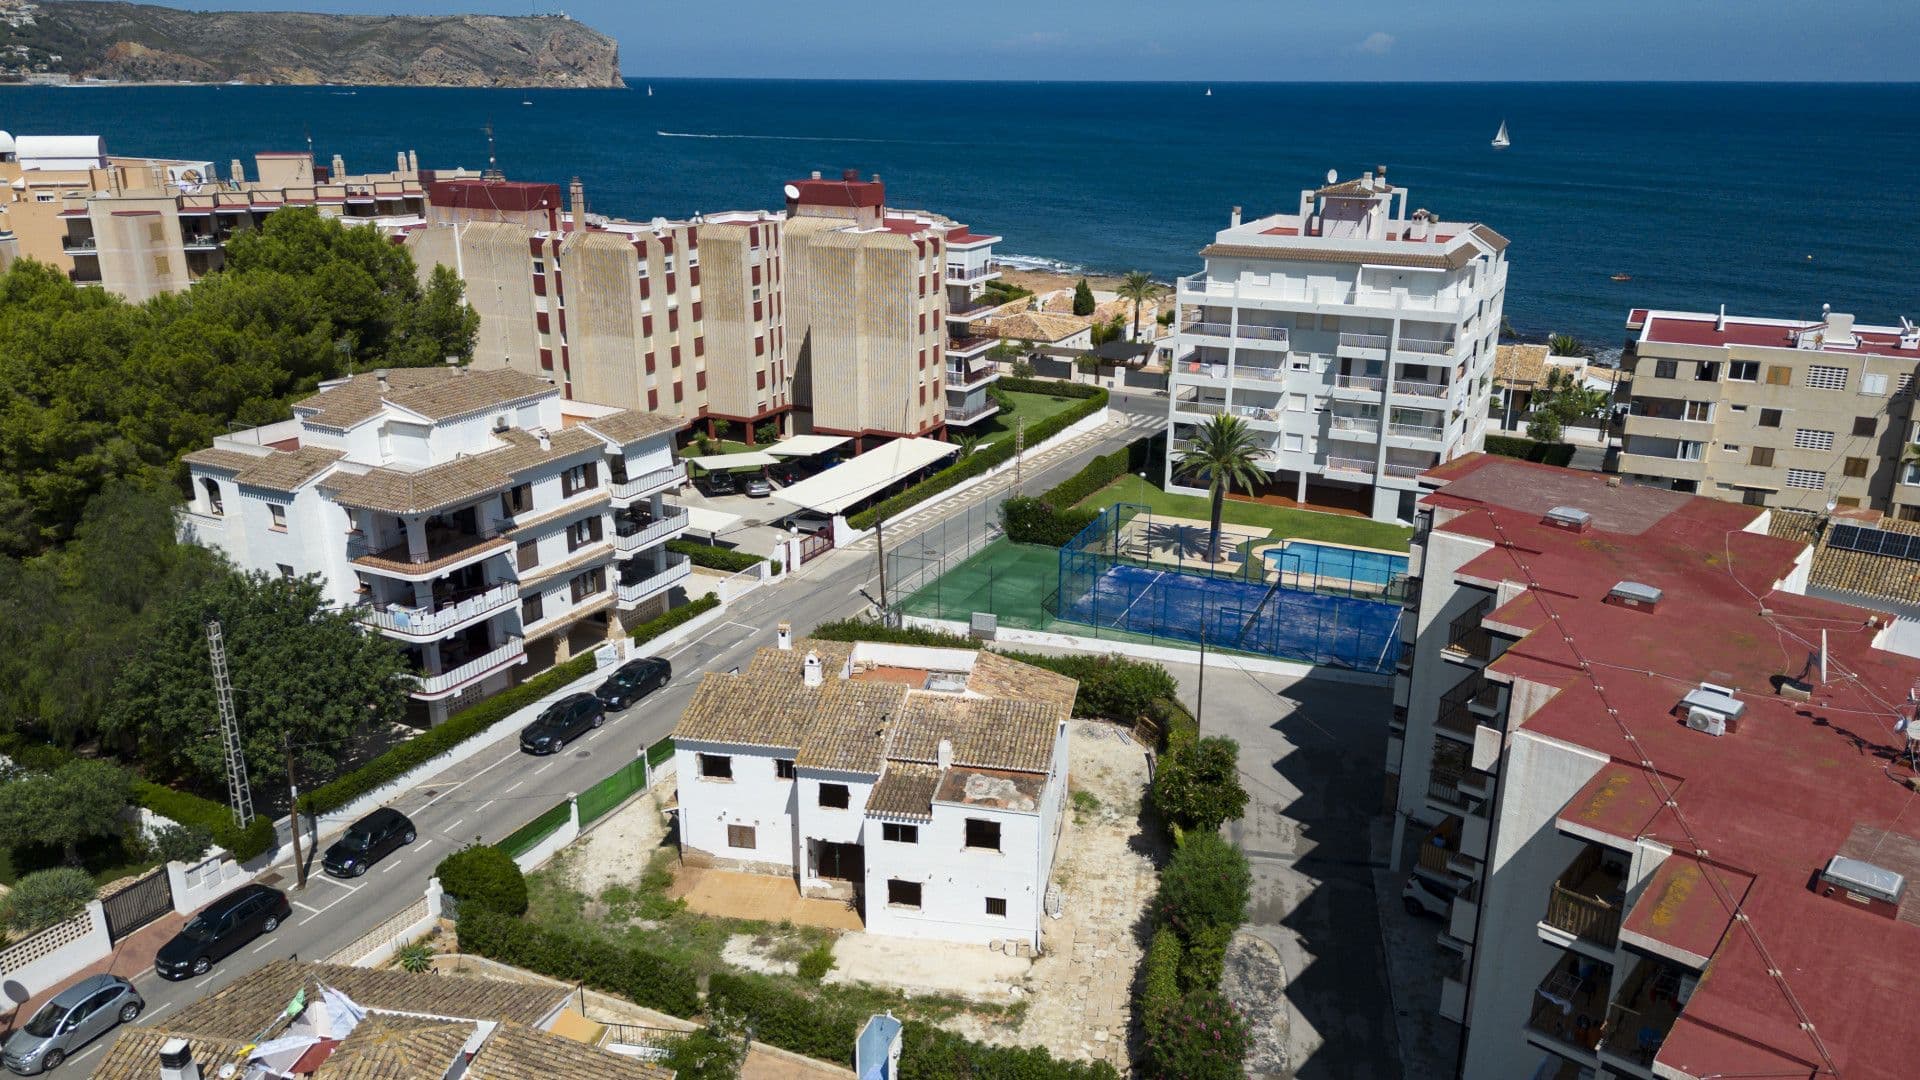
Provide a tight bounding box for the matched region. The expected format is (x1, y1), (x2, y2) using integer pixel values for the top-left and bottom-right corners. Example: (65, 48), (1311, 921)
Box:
(1143, 988), (1250, 1080)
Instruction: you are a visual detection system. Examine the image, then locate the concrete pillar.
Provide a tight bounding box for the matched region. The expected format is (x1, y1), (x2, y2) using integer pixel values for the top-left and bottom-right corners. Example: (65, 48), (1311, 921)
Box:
(1296, 469), (1307, 503)
(404, 515), (428, 562)
(424, 876), (446, 918)
(1389, 813), (1407, 872)
(555, 633), (574, 663)
(411, 580), (434, 609)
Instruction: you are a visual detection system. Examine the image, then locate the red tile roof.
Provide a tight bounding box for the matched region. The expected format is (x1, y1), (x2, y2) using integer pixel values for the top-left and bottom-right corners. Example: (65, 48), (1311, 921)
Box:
(787, 173), (884, 209)
(1423, 454), (1920, 1080)
(1643, 313), (1920, 361)
(428, 179), (562, 213)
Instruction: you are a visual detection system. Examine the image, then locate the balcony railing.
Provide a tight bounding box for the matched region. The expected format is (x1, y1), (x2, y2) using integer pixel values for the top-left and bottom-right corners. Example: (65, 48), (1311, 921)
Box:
(1235, 363), (1289, 383)
(1444, 597), (1494, 662)
(946, 335), (997, 357)
(1390, 379), (1448, 399)
(1332, 373), (1384, 392)
(350, 528), (508, 571)
(613, 506), (689, 552)
(357, 582), (518, 637)
(946, 400), (1001, 423)
(1399, 336), (1455, 356)
(1526, 954), (1613, 1054)
(63, 235), (97, 253)
(1389, 421), (1445, 440)
(610, 462), (687, 501)
(1416, 817), (1462, 874)
(946, 360), (997, 387)
(1427, 742), (1473, 808)
(1340, 332), (1390, 351)
(410, 636), (525, 696)
(617, 555), (692, 605)
(945, 265), (996, 284)
(1438, 675), (1483, 738)
(1544, 845), (1627, 946)
(1326, 455), (1374, 475)
(1600, 959), (1683, 1068)
(1329, 413), (1380, 433)
(1187, 321), (1289, 346)
(183, 235), (219, 250)
(1384, 461), (1430, 479)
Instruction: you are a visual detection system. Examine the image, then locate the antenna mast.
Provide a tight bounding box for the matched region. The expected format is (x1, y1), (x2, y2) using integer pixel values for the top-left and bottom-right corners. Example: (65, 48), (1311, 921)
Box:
(483, 119), (502, 181)
(207, 620), (254, 828)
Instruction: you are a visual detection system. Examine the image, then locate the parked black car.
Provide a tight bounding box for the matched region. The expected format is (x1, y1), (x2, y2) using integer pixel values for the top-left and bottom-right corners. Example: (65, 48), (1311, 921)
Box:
(154, 884), (290, 980)
(519, 692), (606, 754)
(594, 657), (672, 711)
(702, 469), (737, 496)
(322, 807), (417, 878)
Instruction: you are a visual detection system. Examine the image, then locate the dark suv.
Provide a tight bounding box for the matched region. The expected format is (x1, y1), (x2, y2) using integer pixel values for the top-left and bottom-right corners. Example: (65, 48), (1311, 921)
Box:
(594, 657), (672, 711)
(519, 692), (606, 754)
(154, 884), (290, 979)
(702, 469), (737, 496)
(323, 808), (417, 878)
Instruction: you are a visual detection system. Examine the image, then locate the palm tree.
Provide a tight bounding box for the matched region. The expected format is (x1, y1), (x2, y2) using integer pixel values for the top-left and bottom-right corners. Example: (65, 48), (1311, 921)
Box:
(1176, 415), (1266, 563)
(1116, 271), (1164, 343)
(1547, 332), (1584, 357)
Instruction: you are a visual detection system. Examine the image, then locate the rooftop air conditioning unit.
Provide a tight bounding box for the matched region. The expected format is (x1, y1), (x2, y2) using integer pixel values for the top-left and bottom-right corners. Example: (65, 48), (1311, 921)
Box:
(1543, 506), (1592, 533)
(1606, 580), (1663, 612)
(491, 413), (510, 433)
(1680, 682), (1745, 736)
(1815, 855), (1907, 919)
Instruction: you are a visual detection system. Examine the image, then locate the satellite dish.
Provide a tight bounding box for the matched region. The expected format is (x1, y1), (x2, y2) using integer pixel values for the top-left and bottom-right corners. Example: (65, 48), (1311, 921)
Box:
(783, 183), (801, 200)
(1326, 169), (1338, 184)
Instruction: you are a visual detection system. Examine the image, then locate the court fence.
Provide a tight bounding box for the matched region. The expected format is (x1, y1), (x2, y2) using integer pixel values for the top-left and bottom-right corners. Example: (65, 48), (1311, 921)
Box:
(882, 501), (1004, 612)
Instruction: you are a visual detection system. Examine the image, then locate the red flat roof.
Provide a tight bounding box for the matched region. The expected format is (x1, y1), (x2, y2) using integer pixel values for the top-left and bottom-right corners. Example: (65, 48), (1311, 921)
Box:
(427, 179), (561, 213)
(1424, 454), (1920, 1080)
(943, 227), (998, 246)
(1619, 853), (1753, 969)
(1644, 313), (1920, 361)
(788, 173), (884, 209)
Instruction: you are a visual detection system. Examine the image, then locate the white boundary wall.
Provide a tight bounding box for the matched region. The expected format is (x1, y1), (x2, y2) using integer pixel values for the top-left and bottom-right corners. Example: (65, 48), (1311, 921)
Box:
(0, 902), (111, 1004)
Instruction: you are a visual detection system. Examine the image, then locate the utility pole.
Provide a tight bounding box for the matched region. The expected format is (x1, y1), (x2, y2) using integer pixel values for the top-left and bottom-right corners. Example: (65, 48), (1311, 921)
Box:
(206, 620), (253, 828)
(874, 516), (890, 621)
(284, 734), (307, 890)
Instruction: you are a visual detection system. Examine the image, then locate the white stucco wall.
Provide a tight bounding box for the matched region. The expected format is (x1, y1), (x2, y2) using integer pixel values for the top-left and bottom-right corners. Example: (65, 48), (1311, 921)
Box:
(674, 741), (799, 870)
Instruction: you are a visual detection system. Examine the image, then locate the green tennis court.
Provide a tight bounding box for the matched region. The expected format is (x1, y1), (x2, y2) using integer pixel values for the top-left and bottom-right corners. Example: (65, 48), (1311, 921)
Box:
(899, 540), (1059, 627)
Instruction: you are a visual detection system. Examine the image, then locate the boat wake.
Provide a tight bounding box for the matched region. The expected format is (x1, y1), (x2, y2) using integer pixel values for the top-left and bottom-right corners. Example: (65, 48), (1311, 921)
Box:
(655, 130), (898, 143)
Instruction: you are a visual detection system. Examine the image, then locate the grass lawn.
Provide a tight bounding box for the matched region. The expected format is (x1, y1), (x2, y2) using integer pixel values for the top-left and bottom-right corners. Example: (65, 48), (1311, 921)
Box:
(1074, 475), (1414, 551)
(974, 390), (1083, 447)
(684, 437), (757, 459)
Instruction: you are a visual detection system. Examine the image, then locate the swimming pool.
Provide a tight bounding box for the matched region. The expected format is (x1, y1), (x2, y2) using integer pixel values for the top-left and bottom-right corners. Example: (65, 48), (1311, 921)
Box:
(1263, 542), (1409, 588)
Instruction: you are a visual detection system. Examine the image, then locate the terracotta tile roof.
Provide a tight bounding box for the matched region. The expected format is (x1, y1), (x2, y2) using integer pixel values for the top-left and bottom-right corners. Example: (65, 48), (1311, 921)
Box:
(576, 409), (684, 446)
(1200, 241), (1475, 271)
(1493, 343), (1550, 386)
(985, 311), (1088, 344)
(323, 427), (603, 516)
(92, 1030), (255, 1080)
(968, 651), (1077, 712)
(164, 958), (567, 1040)
(1468, 223), (1511, 252)
(182, 444), (345, 492)
(1770, 508), (1920, 606)
(313, 1016), (476, 1080)
(867, 763), (941, 820)
(296, 368), (555, 431)
(1316, 177), (1396, 197)
(934, 765), (1046, 812)
(792, 680), (904, 774)
(465, 1022), (672, 1080)
(888, 695), (1060, 774)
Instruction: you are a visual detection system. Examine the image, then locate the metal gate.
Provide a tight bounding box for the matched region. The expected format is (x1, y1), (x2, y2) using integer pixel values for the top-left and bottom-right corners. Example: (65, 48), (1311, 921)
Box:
(799, 529), (832, 565)
(102, 867), (173, 942)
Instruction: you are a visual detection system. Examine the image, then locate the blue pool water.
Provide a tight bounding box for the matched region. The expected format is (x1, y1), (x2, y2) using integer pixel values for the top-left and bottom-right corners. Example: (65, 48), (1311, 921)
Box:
(1265, 542), (1409, 588)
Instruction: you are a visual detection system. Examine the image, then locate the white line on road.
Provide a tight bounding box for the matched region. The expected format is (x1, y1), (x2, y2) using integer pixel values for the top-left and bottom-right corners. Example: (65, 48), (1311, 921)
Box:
(72, 1043), (103, 1064)
(534, 761), (555, 775)
(412, 839), (434, 854)
(292, 901), (323, 914)
(380, 858), (404, 874)
(476, 800), (495, 812)
(504, 780), (524, 794)
(143, 1001), (174, 1022)
(315, 875), (361, 892)
(193, 973), (219, 988)
(416, 742), (524, 812)
(251, 939), (277, 954)
(443, 817), (465, 833)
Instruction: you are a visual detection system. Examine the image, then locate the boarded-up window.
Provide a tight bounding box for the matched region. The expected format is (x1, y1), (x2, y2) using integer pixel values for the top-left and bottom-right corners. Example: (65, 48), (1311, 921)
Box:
(1766, 365), (1792, 385)
(727, 825), (756, 849)
(1749, 447), (1775, 467)
(1844, 457), (1869, 478)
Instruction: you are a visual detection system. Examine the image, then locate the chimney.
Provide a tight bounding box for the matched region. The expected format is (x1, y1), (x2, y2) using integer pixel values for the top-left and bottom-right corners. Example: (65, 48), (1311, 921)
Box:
(159, 1038), (202, 1080)
(1716, 304), (1727, 332)
(936, 738), (953, 770)
(568, 177), (586, 225)
(1376, 163), (1387, 183)
(811, 170), (822, 180)
(397, 150), (408, 174)
(374, 368), (390, 392)
(802, 651), (823, 688)
(1229, 205), (1242, 228)
(331, 153), (346, 178)
(536, 430), (551, 451)
(776, 622), (792, 650)
(407, 149), (418, 173)
(841, 168), (859, 182)
(229, 158), (245, 185)
(870, 173), (881, 184)
(1363, 168), (1375, 188)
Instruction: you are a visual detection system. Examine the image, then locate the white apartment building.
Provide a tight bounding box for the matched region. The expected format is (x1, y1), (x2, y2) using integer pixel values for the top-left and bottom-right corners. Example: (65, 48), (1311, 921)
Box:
(671, 635), (1075, 948)
(1388, 453), (1920, 1080)
(1164, 168), (1508, 522)
(181, 366), (690, 725)
(940, 222), (1005, 429)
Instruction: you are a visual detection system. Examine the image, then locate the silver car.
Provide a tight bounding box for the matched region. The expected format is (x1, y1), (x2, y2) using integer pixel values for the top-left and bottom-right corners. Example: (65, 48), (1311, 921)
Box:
(2, 974), (144, 1074)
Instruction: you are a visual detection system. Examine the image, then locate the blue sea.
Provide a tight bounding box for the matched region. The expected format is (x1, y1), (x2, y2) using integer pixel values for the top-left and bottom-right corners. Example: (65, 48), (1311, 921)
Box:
(4, 79), (1917, 345)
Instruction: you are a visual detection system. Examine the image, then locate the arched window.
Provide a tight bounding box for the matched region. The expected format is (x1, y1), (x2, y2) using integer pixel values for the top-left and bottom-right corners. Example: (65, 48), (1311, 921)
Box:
(200, 477), (223, 516)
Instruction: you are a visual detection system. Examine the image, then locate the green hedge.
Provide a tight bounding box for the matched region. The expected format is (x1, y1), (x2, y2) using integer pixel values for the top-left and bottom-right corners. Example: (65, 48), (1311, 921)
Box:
(666, 539), (767, 573)
(847, 386), (1108, 531)
(457, 904), (700, 1017)
(707, 971), (862, 1063)
(1000, 495), (1099, 547)
(132, 779), (277, 862)
(299, 653), (599, 817)
(434, 845), (527, 916)
(632, 594), (719, 645)
(1484, 434), (1575, 468)
(899, 1021), (1122, 1080)
(1138, 926), (1183, 1040)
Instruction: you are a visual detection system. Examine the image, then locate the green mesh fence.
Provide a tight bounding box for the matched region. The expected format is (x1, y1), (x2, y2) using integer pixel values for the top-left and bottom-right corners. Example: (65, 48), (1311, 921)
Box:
(579, 756), (651, 826)
(646, 737), (675, 769)
(500, 799), (570, 857)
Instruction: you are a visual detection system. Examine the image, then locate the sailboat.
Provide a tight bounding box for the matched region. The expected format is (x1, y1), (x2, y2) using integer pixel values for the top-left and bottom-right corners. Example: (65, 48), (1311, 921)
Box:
(647, 85), (654, 97)
(1491, 120), (1510, 150)
(1204, 87), (1212, 97)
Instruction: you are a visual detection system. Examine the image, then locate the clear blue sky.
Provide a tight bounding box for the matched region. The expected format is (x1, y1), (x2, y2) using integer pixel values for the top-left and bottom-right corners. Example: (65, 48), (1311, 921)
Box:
(154, 0), (1920, 81)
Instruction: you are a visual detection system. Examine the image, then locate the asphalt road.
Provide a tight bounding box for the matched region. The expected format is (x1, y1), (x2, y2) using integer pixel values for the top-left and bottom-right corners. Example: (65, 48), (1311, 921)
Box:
(74, 395), (1166, 1066)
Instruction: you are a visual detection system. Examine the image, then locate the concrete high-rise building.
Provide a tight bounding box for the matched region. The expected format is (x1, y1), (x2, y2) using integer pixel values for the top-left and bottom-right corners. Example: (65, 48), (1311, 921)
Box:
(1163, 168), (1508, 522)
(1618, 305), (1920, 519)
(1390, 452), (1920, 1080)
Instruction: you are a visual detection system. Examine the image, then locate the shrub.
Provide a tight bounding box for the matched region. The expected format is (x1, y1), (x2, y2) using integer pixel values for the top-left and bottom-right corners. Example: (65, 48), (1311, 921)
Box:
(1010, 358), (1035, 378)
(456, 905), (699, 1017)
(796, 941), (835, 982)
(435, 845), (527, 916)
(1151, 736), (1250, 833)
(130, 779), (277, 862)
(1154, 832), (1251, 938)
(1142, 989), (1249, 1080)
(632, 594), (719, 645)
(397, 940), (433, 973)
(1072, 278), (1095, 316)
(808, 619), (971, 648)
(1484, 434), (1574, 468)
(145, 822), (213, 864)
(1159, 699), (1199, 756)
(754, 422), (779, 445)
(1178, 922), (1234, 992)
(300, 653), (598, 817)
(1043, 443), (1129, 508)
(996, 376), (1102, 399)
(706, 971), (861, 1063)
(662, 1026), (746, 1080)
(667, 539), (768, 573)
(999, 495), (1098, 546)
(1139, 927), (1183, 1039)
(998, 651), (1178, 725)
(4, 867), (95, 933)
(899, 1020), (1122, 1080)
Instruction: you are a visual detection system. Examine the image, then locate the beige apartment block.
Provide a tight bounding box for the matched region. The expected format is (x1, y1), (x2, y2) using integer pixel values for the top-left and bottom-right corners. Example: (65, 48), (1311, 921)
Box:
(0, 132), (216, 278)
(1619, 306), (1920, 518)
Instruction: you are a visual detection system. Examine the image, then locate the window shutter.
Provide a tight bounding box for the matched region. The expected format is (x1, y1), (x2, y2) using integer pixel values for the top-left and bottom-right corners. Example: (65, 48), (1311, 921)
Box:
(1750, 447), (1774, 467)
(1766, 365), (1791, 385)
(589, 515), (603, 541)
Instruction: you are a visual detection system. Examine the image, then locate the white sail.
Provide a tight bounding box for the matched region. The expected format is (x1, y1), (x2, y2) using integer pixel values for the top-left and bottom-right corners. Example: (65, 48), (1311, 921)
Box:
(1491, 120), (1510, 149)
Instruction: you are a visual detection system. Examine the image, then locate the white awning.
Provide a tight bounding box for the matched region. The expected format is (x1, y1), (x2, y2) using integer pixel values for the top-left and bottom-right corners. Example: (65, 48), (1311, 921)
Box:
(685, 506), (743, 535)
(685, 451), (780, 470)
(771, 437), (959, 515)
(763, 434), (851, 458)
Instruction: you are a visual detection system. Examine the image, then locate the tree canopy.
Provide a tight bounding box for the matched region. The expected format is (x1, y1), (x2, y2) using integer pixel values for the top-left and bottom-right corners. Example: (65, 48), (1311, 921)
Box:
(0, 758), (132, 865)
(1072, 277), (1096, 316)
(1152, 735), (1250, 833)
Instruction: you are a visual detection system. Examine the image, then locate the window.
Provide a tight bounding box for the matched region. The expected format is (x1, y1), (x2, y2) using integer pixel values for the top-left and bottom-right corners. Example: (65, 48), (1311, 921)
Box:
(1676, 441), (1704, 461)
(561, 461), (599, 496)
(1729, 361), (1759, 381)
(568, 567), (606, 603)
(1284, 433), (1304, 453)
(985, 897), (1007, 917)
(517, 539), (539, 571)
(1290, 357), (1310, 371)
(1793, 429), (1835, 451)
(1653, 360), (1678, 380)
(1695, 361), (1720, 381)
(964, 818), (1001, 851)
(1806, 365), (1849, 391)
(153, 255), (170, 276)
(276, 563), (295, 580)
(727, 825), (756, 849)
(1906, 462), (1920, 486)
(1750, 446), (1775, 467)
(1844, 457), (1869, 478)
(1785, 468), (1826, 490)
(1766, 365), (1792, 386)
(268, 503), (287, 531)
(1683, 400), (1713, 422)
(1729, 404), (1748, 412)
(1722, 443), (1742, 453)
(200, 478), (223, 515)
(1837, 496), (1862, 509)
(1758, 408), (1782, 428)
(566, 516), (604, 551)
(775, 759), (796, 779)
(699, 754), (733, 780)
(882, 822), (919, 843)
(531, 259), (545, 275)
(521, 592), (544, 624)
(886, 880), (922, 909)
(502, 483), (533, 516)
(1854, 416), (1878, 438)
(819, 783), (850, 809)
(1902, 505), (1920, 522)
(1863, 373), (1889, 395)
(1287, 394), (1307, 412)
(1743, 488), (1770, 507)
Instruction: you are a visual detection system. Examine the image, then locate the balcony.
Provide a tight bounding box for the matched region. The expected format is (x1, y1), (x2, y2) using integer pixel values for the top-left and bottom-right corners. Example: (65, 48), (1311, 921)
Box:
(1598, 958), (1686, 1074)
(946, 335), (997, 359)
(1443, 597), (1494, 664)
(947, 295), (1005, 320)
(1543, 845), (1628, 949)
(1526, 952), (1613, 1059)
(610, 462), (687, 502)
(1187, 321), (1289, 348)
(1326, 455), (1375, 477)
(945, 265), (998, 284)
(1329, 373), (1383, 398)
(1397, 336), (1456, 358)
(1328, 413), (1381, 440)
(409, 636), (526, 698)
(1389, 379), (1448, 400)
(62, 235), (97, 254)
(1415, 817), (1462, 876)
(350, 528), (512, 580)
(1339, 332), (1390, 353)
(1234, 362), (1289, 384)
(945, 399), (1002, 426)
(613, 506), (689, 552)
(1388, 421), (1446, 443)
(357, 581), (519, 639)
(1437, 675), (1483, 741)
(1384, 460), (1431, 479)
(617, 555), (692, 607)
(182, 234), (219, 251)
(945, 358), (999, 389)
(1427, 741), (1473, 809)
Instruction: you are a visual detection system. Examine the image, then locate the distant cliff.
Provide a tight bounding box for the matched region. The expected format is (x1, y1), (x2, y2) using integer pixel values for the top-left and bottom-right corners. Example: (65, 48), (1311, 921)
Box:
(2, 2), (624, 87)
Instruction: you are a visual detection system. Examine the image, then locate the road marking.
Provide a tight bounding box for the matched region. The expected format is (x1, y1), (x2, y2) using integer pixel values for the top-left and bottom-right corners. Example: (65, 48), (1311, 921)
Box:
(292, 901), (323, 914)
(143, 1001), (174, 1023)
(193, 973), (219, 988)
(443, 817), (465, 833)
(534, 761), (555, 775)
(380, 858), (405, 874)
(251, 939), (277, 954)
(416, 743), (523, 812)
(504, 780), (524, 794)
(72, 1043), (103, 1063)
(476, 800), (495, 812)
(412, 839), (434, 854)
(316, 875), (361, 892)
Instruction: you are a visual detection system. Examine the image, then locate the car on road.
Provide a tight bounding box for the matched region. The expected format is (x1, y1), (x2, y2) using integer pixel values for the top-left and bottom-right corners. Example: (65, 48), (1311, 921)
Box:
(2, 974), (144, 1074)
(154, 883), (291, 980)
(322, 807), (418, 878)
(519, 692), (606, 754)
(594, 657), (672, 711)
(1402, 870), (1462, 918)
(742, 476), (773, 498)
